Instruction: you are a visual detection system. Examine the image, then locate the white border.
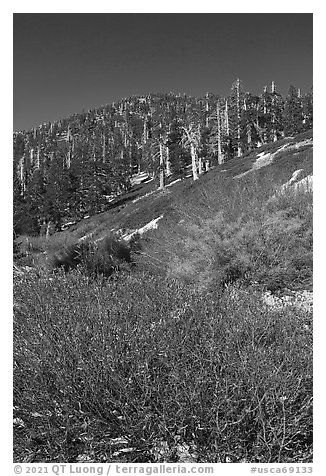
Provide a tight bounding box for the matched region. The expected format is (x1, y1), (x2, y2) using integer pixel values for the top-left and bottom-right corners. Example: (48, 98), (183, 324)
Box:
(3, 3), (322, 474)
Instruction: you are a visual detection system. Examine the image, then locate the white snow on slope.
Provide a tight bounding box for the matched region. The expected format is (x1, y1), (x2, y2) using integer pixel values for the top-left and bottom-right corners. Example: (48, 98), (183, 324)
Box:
(292, 174), (313, 191)
(130, 172), (151, 186)
(166, 178), (181, 188)
(234, 139), (312, 180)
(284, 169), (305, 186)
(280, 169), (313, 193)
(262, 289), (313, 312)
(122, 215), (164, 242)
(132, 189), (157, 204)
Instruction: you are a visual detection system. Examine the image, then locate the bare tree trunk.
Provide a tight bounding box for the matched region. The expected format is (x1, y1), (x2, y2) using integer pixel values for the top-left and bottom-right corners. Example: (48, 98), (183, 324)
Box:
(67, 149), (71, 169)
(247, 124), (252, 148)
(165, 145), (171, 176)
(92, 131), (96, 162)
(263, 86), (267, 114)
(45, 221), (52, 239)
(205, 160), (210, 172)
(36, 147), (40, 169)
(102, 134), (106, 162)
(237, 130), (242, 156)
(205, 93), (209, 128)
(143, 121), (148, 143)
(190, 143), (199, 181)
(272, 116), (277, 142)
(236, 78), (242, 157)
(18, 157), (26, 196)
(217, 102), (224, 165)
(271, 81), (276, 93)
(198, 156), (203, 175)
(271, 95), (278, 142)
(182, 125), (200, 181)
(254, 121), (265, 146)
(159, 142), (165, 189)
(225, 100), (230, 136)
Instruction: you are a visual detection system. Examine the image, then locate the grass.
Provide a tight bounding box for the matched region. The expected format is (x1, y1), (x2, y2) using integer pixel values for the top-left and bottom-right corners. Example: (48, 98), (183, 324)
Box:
(14, 270), (312, 463)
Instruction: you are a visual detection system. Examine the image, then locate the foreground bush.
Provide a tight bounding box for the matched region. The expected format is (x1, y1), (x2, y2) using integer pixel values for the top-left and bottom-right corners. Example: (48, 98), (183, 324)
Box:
(14, 270), (312, 463)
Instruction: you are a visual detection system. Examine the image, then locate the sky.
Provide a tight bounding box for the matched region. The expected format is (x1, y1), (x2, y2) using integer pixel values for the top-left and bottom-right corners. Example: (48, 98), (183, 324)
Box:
(13, 13), (313, 131)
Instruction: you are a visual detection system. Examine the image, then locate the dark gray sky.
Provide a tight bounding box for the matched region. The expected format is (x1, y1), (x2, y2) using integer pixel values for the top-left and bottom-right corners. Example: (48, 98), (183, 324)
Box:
(13, 13), (313, 131)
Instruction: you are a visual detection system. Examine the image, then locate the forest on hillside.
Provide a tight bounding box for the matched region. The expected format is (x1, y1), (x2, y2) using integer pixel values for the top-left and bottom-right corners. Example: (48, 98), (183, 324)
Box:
(13, 80), (313, 237)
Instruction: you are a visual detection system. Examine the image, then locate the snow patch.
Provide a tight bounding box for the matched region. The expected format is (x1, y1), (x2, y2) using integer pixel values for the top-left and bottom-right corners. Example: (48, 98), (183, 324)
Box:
(132, 189), (157, 204)
(287, 169), (305, 185)
(130, 172), (151, 186)
(251, 143), (288, 171)
(252, 144), (287, 170)
(122, 215), (164, 242)
(234, 140), (311, 180)
(293, 174), (313, 191)
(234, 150), (276, 179)
(280, 171), (313, 193)
(262, 290), (313, 312)
(104, 195), (117, 202)
(286, 138), (313, 151)
(61, 220), (77, 230)
(166, 178), (181, 188)
(253, 151), (273, 168)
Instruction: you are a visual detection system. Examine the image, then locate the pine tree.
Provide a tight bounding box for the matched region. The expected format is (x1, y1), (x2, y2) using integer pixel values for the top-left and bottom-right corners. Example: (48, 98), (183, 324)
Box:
(302, 87), (313, 131)
(24, 169), (47, 235)
(228, 78), (245, 157)
(166, 121), (189, 175)
(269, 82), (285, 141)
(283, 85), (304, 136)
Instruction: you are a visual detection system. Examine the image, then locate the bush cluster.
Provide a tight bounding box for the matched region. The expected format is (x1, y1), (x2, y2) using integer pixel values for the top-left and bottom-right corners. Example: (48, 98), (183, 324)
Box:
(144, 169), (312, 293)
(14, 271), (312, 463)
(52, 236), (133, 278)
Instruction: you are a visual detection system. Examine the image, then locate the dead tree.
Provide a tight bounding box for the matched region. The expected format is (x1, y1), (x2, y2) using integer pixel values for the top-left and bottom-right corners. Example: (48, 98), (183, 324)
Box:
(181, 125), (201, 181)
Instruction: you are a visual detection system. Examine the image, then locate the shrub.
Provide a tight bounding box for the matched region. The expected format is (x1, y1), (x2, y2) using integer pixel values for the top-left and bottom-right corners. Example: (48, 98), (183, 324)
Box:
(14, 271), (312, 463)
(142, 169), (312, 292)
(51, 236), (132, 278)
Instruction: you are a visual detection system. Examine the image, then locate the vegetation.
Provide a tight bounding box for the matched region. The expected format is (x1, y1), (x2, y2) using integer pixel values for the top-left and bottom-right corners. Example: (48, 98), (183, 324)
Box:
(14, 130), (313, 463)
(13, 270), (312, 463)
(13, 81), (313, 237)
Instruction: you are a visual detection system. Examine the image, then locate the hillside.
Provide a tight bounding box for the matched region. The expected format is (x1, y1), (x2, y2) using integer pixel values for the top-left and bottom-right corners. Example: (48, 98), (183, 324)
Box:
(13, 82), (313, 238)
(15, 129), (313, 291)
(13, 130), (313, 464)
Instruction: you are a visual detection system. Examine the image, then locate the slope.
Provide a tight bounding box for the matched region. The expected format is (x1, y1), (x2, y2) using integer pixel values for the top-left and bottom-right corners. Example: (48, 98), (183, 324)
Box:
(15, 130), (313, 292)
(13, 130), (313, 464)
